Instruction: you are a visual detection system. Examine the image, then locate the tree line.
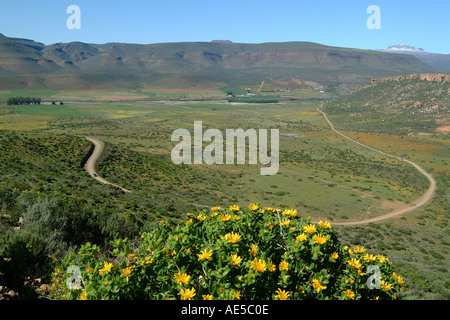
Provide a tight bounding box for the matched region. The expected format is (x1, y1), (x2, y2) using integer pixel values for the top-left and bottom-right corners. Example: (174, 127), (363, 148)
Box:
(6, 97), (41, 105)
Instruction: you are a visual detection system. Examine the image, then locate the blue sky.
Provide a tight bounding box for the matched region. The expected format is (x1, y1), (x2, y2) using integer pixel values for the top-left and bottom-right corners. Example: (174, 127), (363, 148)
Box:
(0, 0), (449, 53)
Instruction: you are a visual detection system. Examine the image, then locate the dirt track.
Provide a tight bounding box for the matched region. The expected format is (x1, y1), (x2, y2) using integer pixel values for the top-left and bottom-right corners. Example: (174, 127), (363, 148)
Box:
(83, 107), (436, 225)
(84, 137), (131, 193)
(317, 104), (436, 226)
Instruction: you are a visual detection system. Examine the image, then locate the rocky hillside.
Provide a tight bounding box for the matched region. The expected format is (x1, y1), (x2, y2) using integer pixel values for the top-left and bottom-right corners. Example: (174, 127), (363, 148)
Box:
(323, 73), (450, 134)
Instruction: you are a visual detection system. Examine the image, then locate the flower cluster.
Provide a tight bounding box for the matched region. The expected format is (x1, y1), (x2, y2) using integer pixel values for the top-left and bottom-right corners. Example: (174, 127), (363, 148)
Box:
(51, 204), (404, 300)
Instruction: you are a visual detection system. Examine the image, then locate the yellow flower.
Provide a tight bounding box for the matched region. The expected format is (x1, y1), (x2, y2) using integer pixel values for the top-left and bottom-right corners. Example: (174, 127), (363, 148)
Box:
(249, 243), (258, 257)
(275, 288), (290, 300)
(232, 215), (240, 221)
(223, 232), (241, 244)
(279, 260), (289, 271)
(376, 254), (388, 263)
(312, 233), (330, 245)
(282, 209), (297, 217)
(197, 249), (213, 261)
(392, 272), (404, 285)
(353, 246), (366, 253)
(347, 258), (362, 270)
(345, 278), (355, 284)
(258, 208), (265, 214)
(232, 290), (241, 300)
(318, 220), (332, 229)
(140, 257), (154, 266)
(121, 268), (133, 282)
(344, 290), (355, 300)
(289, 227), (296, 232)
(303, 224), (316, 234)
(79, 291), (88, 300)
(268, 261), (276, 272)
(99, 261), (113, 276)
(363, 253), (377, 262)
(87, 267), (93, 274)
(174, 272), (191, 285)
(250, 258), (267, 272)
(230, 253), (243, 266)
(210, 211), (219, 217)
(141, 232), (147, 239)
(331, 252), (339, 260)
(211, 206), (221, 211)
(202, 294), (213, 300)
(298, 286), (305, 294)
(195, 213), (207, 221)
(280, 219), (291, 227)
(178, 287), (196, 300)
(380, 280), (393, 291)
(186, 218), (193, 225)
(249, 203), (259, 211)
(312, 279), (327, 292)
(229, 205), (240, 212)
(122, 268), (132, 277)
(296, 233), (308, 242)
(219, 214), (231, 222)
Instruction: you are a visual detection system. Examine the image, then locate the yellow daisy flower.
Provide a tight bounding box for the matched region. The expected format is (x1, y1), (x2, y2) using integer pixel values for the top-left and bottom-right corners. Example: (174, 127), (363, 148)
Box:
(197, 249), (213, 261)
(223, 232), (241, 244)
(312, 233), (330, 245)
(275, 288), (290, 300)
(312, 279), (327, 292)
(344, 290), (355, 300)
(303, 224), (316, 234)
(318, 220), (332, 228)
(249, 243), (258, 257)
(279, 260), (289, 271)
(178, 287), (196, 300)
(174, 272), (191, 285)
(230, 253), (243, 266)
(296, 233), (307, 242)
(250, 258), (267, 272)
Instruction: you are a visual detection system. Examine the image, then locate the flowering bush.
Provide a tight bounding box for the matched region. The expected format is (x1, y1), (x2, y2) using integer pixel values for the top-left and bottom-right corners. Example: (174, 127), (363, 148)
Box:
(51, 204), (404, 300)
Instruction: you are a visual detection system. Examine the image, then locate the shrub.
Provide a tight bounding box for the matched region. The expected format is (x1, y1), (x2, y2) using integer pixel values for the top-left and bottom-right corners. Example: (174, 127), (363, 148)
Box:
(50, 204), (404, 300)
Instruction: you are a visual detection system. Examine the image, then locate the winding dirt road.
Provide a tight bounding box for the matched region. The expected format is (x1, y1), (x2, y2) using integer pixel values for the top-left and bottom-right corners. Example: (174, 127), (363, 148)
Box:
(84, 137), (131, 193)
(317, 104), (436, 226)
(83, 107), (435, 225)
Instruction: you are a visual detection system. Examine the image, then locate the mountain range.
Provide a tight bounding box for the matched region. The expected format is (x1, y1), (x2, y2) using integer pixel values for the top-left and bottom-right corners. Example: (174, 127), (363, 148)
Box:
(0, 33), (445, 91)
(377, 45), (450, 72)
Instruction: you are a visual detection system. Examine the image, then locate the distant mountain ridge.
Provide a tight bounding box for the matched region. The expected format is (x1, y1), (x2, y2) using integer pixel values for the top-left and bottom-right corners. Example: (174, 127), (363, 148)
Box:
(0, 33), (443, 90)
(377, 45), (450, 72)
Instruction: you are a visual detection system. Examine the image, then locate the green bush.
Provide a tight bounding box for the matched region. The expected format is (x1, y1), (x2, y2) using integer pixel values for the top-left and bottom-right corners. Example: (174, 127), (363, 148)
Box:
(51, 204), (404, 300)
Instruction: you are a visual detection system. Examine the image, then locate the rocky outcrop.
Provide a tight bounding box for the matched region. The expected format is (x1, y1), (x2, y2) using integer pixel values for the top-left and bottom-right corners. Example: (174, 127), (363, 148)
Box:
(372, 73), (450, 85)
